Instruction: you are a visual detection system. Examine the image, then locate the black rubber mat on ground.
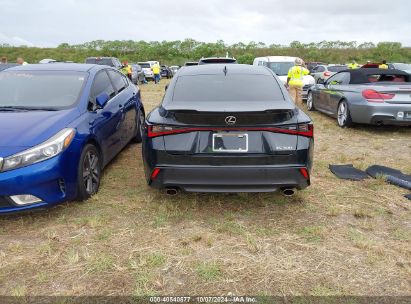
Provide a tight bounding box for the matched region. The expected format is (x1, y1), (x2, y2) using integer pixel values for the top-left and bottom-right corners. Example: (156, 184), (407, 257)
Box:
(329, 164), (369, 181)
(366, 165), (411, 190)
(405, 194), (411, 200)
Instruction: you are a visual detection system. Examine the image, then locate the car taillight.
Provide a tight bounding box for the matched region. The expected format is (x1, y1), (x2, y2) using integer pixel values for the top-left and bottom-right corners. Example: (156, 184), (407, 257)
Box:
(299, 168), (309, 180)
(362, 89), (395, 103)
(150, 168), (161, 180)
(324, 71), (331, 77)
(148, 124), (314, 138)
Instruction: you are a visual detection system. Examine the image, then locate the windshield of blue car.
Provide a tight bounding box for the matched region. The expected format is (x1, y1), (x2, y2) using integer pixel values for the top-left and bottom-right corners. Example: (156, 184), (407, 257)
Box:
(173, 74), (284, 102)
(266, 62), (295, 76)
(328, 65), (348, 72)
(0, 71), (87, 109)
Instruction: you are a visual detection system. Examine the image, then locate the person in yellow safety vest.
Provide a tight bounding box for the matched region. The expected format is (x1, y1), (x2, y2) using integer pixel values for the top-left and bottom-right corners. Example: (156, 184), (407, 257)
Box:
(286, 58), (309, 105)
(152, 63), (161, 84)
(379, 60), (388, 69)
(348, 61), (360, 69)
(121, 60), (132, 80)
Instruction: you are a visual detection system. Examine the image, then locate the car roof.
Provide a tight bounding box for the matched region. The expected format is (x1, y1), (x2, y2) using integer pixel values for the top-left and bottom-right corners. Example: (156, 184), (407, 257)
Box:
(5, 63), (100, 72)
(178, 64), (273, 76)
(255, 56), (300, 62)
(0, 64), (19, 71)
(86, 57), (115, 59)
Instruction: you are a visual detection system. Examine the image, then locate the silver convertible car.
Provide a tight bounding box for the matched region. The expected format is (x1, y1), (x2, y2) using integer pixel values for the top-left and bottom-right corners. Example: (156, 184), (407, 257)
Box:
(306, 68), (411, 127)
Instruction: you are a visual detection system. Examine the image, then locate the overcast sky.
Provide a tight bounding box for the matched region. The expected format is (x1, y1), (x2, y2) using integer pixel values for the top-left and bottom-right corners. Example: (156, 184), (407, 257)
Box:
(1, 0), (410, 47)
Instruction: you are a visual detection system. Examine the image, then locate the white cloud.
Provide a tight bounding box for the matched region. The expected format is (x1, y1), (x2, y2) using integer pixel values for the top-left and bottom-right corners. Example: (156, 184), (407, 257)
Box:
(0, 0), (410, 47)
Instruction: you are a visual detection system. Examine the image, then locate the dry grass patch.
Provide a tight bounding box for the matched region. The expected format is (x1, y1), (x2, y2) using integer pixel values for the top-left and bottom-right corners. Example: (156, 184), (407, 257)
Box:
(0, 81), (410, 296)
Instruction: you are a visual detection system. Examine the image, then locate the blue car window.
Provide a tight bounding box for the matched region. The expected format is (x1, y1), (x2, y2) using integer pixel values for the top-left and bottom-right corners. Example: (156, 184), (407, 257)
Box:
(108, 70), (128, 94)
(89, 70), (115, 109)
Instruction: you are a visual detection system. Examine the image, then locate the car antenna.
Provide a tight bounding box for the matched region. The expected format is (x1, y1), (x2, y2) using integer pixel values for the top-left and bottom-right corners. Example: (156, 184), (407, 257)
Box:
(223, 65), (227, 76)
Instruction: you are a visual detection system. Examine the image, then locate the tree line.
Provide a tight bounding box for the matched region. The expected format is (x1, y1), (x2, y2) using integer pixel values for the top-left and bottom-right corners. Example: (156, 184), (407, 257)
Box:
(1, 39), (410, 66)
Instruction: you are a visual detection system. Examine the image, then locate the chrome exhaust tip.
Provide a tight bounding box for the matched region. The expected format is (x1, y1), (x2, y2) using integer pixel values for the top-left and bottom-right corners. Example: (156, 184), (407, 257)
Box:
(281, 188), (295, 197)
(165, 187), (179, 196)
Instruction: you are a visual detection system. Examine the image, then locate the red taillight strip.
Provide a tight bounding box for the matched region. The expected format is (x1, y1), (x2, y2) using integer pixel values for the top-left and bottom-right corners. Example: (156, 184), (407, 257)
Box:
(150, 168), (161, 180)
(299, 168), (309, 180)
(148, 125), (313, 138)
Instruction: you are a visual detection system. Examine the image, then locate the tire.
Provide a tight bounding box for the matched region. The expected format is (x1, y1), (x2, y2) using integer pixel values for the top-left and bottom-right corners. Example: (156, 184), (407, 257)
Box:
(337, 100), (353, 128)
(306, 91), (315, 111)
(76, 144), (102, 201)
(133, 110), (145, 143)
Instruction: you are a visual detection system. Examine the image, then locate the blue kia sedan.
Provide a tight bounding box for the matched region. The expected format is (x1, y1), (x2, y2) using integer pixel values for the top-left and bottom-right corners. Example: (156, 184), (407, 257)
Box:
(0, 64), (145, 213)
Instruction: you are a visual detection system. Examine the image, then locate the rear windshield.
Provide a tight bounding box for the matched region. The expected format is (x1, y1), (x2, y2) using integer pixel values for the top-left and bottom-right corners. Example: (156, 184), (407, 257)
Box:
(85, 58), (114, 66)
(266, 62), (295, 76)
(0, 71), (87, 109)
(173, 74), (284, 102)
(200, 59), (237, 64)
(139, 63), (150, 68)
(328, 65), (347, 72)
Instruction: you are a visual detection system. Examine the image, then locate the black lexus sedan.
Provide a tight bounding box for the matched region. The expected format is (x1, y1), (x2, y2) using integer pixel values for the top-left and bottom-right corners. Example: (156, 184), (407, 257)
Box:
(142, 64), (314, 194)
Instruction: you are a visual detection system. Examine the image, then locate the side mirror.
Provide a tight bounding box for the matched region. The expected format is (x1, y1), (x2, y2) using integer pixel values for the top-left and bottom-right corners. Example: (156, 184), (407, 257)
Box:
(165, 84), (169, 91)
(317, 78), (325, 85)
(96, 92), (109, 108)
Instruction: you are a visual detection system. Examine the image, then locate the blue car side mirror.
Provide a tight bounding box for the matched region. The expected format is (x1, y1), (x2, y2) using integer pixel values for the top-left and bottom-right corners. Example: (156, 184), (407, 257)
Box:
(96, 93), (109, 108)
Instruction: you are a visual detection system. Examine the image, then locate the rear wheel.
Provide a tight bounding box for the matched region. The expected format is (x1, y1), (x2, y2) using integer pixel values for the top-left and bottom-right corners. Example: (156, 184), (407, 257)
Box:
(133, 110), (145, 143)
(337, 100), (353, 128)
(76, 144), (101, 201)
(306, 92), (315, 111)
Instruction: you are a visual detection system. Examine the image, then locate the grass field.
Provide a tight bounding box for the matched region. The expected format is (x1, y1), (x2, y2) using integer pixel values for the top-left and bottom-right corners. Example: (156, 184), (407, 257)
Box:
(0, 80), (410, 296)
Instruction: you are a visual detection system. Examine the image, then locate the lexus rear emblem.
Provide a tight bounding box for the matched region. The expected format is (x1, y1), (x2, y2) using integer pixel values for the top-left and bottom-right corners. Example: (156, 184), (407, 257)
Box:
(225, 116), (237, 125)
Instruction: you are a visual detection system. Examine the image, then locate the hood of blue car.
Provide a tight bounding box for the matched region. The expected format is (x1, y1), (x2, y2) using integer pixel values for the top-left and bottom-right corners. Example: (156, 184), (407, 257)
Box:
(0, 109), (80, 157)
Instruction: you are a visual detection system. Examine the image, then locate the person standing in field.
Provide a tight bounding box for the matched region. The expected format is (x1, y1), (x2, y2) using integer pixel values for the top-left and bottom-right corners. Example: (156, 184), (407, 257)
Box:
(121, 60), (132, 80)
(379, 60), (388, 69)
(16, 57), (28, 65)
(152, 63), (161, 84)
(286, 58), (309, 105)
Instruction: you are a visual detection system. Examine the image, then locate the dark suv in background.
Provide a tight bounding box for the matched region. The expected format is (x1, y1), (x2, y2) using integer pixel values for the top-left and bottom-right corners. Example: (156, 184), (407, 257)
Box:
(85, 57), (122, 70)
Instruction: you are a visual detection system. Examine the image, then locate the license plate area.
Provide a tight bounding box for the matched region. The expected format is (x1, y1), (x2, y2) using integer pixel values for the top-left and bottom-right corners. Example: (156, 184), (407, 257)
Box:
(405, 112), (411, 119)
(212, 133), (248, 153)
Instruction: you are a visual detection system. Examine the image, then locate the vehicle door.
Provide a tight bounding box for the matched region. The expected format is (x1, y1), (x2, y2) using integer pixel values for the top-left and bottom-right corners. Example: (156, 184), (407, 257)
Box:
(318, 73), (342, 113)
(88, 69), (123, 162)
(107, 69), (137, 146)
(327, 72), (351, 115)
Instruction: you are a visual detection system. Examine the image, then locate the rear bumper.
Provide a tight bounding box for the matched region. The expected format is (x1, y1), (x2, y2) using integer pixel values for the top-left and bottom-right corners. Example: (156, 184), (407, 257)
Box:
(350, 103), (411, 126)
(149, 165), (310, 193)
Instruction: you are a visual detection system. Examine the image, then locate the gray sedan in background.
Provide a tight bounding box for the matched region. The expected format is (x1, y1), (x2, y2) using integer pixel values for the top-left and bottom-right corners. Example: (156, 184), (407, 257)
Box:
(307, 68), (411, 127)
(311, 64), (348, 83)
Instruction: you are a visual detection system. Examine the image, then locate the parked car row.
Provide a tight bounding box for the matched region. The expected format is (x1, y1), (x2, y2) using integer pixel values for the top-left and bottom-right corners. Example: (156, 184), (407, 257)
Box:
(0, 62), (313, 213)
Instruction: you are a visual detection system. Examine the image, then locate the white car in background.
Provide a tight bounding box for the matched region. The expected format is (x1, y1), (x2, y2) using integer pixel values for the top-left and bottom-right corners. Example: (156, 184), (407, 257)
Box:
(253, 56), (315, 100)
(138, 61), (160, 80)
